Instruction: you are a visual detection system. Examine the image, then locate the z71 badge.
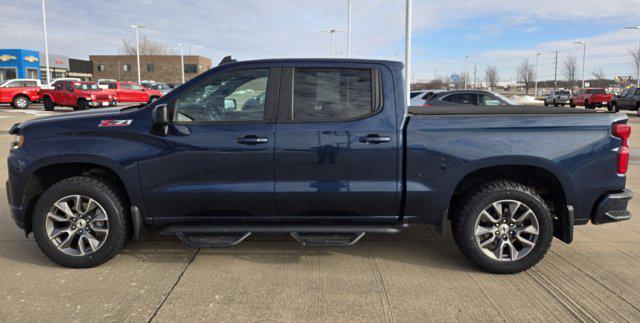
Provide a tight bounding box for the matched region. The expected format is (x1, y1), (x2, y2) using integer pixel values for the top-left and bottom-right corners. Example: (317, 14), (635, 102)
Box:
(99, 119), (133, 127)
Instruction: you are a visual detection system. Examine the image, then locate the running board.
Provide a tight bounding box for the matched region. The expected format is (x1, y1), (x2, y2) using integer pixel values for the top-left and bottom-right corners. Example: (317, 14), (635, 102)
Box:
(160, 225), (405, 248)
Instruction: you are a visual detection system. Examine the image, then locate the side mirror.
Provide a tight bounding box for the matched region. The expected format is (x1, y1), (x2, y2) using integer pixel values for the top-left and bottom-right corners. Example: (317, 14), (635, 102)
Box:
(152, 104), (170, 136)
(224, 98), (237, 110)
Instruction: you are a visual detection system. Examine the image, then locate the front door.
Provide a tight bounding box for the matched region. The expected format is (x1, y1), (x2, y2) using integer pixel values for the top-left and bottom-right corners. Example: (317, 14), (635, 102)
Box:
(273, 66), (400, 219)
(138, 67), (280, 221)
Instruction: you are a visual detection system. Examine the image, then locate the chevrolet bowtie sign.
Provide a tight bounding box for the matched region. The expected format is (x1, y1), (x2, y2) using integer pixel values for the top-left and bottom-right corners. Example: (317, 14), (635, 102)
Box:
(24, 56), (39, 63)
(0, 55), (17, 62)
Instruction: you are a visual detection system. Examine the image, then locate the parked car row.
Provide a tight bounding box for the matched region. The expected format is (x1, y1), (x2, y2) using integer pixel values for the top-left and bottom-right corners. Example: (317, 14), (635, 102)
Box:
(410, 89), (516, 107)
(0, 78), (167, 110)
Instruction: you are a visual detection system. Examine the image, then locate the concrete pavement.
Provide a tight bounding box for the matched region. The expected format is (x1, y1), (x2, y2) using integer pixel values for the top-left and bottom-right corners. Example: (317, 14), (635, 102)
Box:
(0, 106), (638, 322)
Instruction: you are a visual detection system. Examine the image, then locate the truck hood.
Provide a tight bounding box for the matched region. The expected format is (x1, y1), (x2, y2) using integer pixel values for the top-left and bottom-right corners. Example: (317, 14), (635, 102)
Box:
(10, 106), (143, 134)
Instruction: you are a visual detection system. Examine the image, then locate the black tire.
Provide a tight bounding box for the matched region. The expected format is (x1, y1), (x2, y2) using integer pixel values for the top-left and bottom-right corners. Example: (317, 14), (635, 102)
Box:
(75, 100), (89, 111)
(12, 96), (29, 109)
(609, 102), (617, 112)
(544, 100), (549, 106)
(43, 96), (55, 111)
(451, 180), (553, 274)
(32, 176), (130, 268)
(148, 96), (159, 103)
(569, 100), (575, 108)
(553, 99), (559, 107)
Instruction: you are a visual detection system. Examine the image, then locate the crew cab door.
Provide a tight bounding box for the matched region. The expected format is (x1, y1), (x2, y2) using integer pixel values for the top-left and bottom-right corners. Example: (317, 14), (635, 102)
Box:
(138, 67), (279, 220)
(273, 65), (400, 218)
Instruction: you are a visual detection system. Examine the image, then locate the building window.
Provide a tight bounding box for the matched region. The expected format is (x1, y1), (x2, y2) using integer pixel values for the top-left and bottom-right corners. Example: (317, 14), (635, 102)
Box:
(146, 63), (154, 72)
(26, 68), (39, 79)
(184, 64), (198, 73)
(0, 67), (17, 83)
(123, 64), (132, 72)
(97, 64), (105, 72)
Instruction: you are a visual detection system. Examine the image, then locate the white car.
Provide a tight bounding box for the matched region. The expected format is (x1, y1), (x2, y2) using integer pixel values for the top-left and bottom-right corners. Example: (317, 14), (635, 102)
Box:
(41, 78), (81, 89)
(410, 89), (446, 106)
(1, 78), (42, 88)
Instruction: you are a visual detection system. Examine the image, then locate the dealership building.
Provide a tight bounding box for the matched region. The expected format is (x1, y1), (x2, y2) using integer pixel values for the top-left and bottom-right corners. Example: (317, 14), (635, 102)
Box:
(90, 55), (212, 83)
(0, 49), (41, 83)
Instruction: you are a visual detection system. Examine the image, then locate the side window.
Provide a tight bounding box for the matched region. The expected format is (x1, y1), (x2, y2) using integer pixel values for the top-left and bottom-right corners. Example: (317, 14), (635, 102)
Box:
(481, 95), (503, 106)
(174, 68), (269, 122)
(65, 83), (74, 91)
(24, 81), (37, 87)
(292, 68), (375, 121)
(5, 81), (20, 88)
(108, 83), (117, 89)
(449, 93), (478, 105)
(56, 82), (63, 90)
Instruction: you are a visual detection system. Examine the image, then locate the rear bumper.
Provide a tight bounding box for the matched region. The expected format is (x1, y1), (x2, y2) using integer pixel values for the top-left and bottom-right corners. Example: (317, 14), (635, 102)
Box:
(591, 189), (632, 224)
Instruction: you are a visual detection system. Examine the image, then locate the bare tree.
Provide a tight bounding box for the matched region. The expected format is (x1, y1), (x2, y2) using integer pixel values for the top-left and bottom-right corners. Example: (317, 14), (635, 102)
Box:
(517, 59), (535, 95)
(120, 36), (174, 55)
(485, 65), (499, 91)
(630, 47), (640, 84)
(591, 68), (607, 87)
(562, 55), (578, 89)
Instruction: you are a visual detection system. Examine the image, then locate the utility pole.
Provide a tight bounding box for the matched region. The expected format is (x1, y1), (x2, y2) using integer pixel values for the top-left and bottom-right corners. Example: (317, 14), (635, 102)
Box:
(41, 0), (51, 84)
(178, 43), (187, 83)
(553, 50), (558, 90)
(473, 63), (477, 89)
(347, 0), (351, 58)
(463, 56), (469, 89)
(130, 24), (147, 84)
(404, 0), (412, 104)
(534, 52), (541, 97)
(573, 41), (586, 88)
(325, 29), (340, 58)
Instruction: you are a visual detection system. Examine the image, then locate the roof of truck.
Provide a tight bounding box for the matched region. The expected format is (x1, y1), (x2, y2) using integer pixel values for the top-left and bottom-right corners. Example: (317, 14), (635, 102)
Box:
(219, 58), (404, 69)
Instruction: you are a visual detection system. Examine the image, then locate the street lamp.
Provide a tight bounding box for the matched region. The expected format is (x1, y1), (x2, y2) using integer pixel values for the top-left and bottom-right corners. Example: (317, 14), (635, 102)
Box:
(347, 0), (351, 58)
(625, 26), (640, 87)
(130, 24), (147, 84)
(464, 56), (469, 89)
(40, 0), (50, 84)
(324, 29), (341, 58)
(573, 41), (586, 88)
(178, 43), (188, 84)
(534, 52), (542, 97)
(405, 0), (412, 105)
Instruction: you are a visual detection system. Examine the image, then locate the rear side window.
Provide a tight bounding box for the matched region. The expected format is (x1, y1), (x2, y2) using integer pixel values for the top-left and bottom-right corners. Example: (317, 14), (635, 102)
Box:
(292, 68), (375, 121)
(107, 83), (117, 89)
(480, 95), (503, 106)
(23, 81), (37, 87)
(443, 93), (478, 105)
(586, 89), (606, 94)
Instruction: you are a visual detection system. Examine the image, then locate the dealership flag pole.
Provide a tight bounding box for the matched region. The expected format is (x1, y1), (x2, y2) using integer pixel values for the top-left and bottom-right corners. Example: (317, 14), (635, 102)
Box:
(347, 0), (351, 58)
(178, 43), (186, 83)
(534, 52), (541, 97)
(41, 0), (51, 84)
(405, 0), (412, 106)
(131, 24), (146, 84)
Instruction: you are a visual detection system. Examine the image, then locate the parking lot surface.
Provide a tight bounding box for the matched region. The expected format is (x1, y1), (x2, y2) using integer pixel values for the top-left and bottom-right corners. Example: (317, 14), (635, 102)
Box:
(0, 104), (639, 322)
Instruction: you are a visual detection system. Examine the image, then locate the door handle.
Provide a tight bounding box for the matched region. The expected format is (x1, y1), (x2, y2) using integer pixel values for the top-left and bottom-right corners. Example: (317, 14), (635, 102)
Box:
(237, 135), (269, 145)
(359, 134), (391, 144)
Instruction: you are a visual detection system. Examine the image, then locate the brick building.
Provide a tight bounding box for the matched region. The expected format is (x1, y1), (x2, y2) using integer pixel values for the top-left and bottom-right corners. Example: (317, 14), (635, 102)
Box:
(89, 55), (212, 83)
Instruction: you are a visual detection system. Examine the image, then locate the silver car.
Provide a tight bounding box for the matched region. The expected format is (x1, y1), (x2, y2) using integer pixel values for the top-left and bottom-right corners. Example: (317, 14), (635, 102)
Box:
(544, 89), (572, 106)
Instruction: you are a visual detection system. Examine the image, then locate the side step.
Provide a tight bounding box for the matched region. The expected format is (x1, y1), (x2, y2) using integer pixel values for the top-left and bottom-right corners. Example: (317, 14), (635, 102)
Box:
(160, 225), (405, 248)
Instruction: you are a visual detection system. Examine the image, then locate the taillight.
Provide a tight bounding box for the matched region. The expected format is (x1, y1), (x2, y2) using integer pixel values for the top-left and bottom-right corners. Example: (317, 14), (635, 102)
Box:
(612, 123), (631, 174)
(422, 103), (432, 108)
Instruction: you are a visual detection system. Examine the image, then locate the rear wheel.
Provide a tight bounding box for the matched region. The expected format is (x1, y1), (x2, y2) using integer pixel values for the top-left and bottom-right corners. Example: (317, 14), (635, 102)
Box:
(452, 180), (553, 274)
(569, 100), (575, 108)
(43, 97), (55, 111)
(12, 96), (29, 109)
(609, 102), (617, 112)
(32, 176), (130, 268)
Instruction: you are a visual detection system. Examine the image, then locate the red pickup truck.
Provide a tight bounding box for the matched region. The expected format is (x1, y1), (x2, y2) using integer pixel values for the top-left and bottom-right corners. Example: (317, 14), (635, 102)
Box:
(41, 81), (117, 111)
(104, 82), (162, 103)
(570, 88), (613, 109)
(0, 79), (41, 109)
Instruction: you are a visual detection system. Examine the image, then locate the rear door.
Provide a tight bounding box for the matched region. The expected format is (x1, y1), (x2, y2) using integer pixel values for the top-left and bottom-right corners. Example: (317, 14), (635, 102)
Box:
(139, 67), (279, 220)
(273, 65), (400, 219)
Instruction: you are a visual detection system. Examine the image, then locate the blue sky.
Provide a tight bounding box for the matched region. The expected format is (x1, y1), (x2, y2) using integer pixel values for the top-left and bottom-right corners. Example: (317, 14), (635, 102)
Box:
(1, 0), (639, 81)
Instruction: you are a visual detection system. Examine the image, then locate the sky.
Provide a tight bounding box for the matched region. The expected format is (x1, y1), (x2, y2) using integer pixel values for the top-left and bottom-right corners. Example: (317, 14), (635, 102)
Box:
(2, 0), (640, 82)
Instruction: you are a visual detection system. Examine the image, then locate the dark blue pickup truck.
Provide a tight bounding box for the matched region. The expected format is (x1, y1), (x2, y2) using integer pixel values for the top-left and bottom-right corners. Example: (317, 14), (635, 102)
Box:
(6, 59), (632, 273)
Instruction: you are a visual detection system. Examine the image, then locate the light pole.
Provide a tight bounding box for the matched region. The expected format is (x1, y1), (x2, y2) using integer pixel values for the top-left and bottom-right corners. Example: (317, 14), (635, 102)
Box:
(41, 0), (50, 84)
(347, 0), (351, 58)
(130, 24), (147, 84)
(324, 29), (340, 58)
(573, 41), (586, 88)
(625, 26), (640, 87)
(464, 56), (469, 89)
(178, 43), (187, 83)
(404, 0), (412, 105)
(534, 52), (541, 97)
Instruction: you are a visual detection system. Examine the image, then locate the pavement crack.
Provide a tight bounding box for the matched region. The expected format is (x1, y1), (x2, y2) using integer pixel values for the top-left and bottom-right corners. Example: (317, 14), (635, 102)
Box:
(147, 248), (200, 322)
(365, 242), (395, 323)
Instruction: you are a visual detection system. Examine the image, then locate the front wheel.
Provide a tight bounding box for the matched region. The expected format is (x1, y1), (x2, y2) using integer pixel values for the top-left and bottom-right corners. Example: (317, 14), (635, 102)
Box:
(609, 103), (617, 112)
(452, 180), (553, 274)
(75, 100), (89, 111)
(32, 176), (130, 268)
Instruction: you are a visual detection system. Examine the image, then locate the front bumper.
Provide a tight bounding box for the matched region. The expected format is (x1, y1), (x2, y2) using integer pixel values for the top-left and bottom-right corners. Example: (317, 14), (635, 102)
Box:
(6, 180), (25, 230)
(592, 189), (632, 224)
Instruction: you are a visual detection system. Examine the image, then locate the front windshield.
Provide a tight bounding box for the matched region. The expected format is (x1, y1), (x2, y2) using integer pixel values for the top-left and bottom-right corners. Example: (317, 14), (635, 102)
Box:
(492, 92), (516, 105)
(74, 83), (99, 91)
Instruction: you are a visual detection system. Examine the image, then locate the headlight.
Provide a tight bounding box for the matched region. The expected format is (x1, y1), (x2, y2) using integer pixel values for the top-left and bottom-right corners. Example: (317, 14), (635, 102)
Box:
(11, 134), (24, 151)
(90, 95), (96, 100)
